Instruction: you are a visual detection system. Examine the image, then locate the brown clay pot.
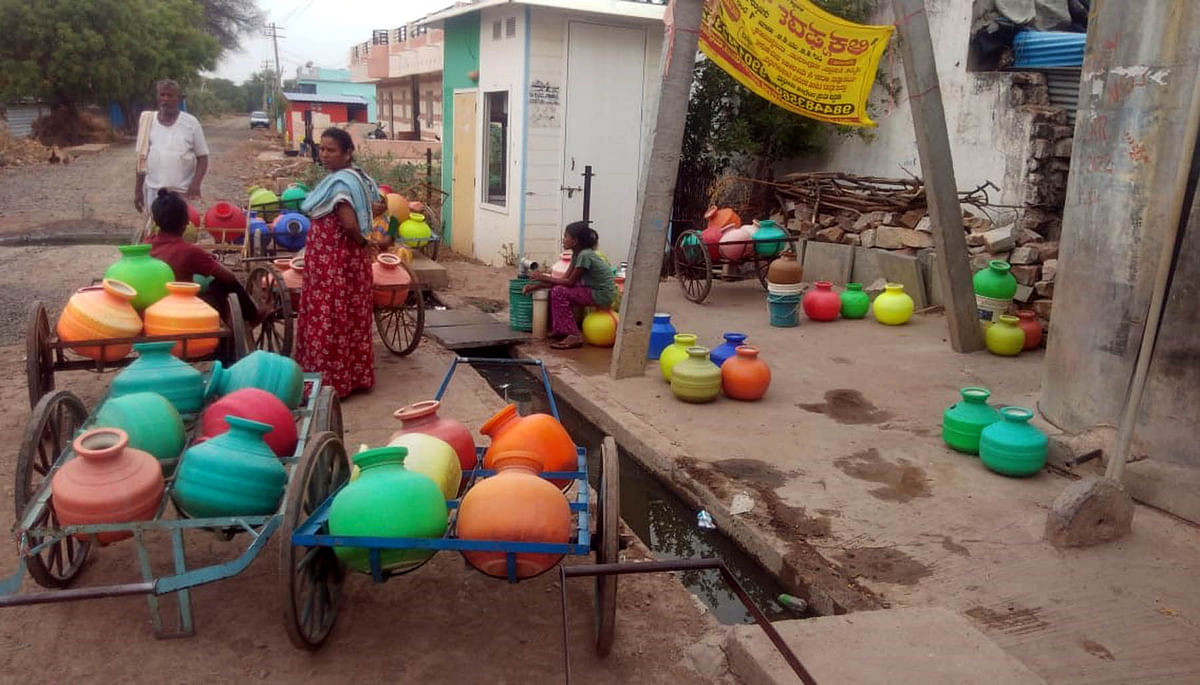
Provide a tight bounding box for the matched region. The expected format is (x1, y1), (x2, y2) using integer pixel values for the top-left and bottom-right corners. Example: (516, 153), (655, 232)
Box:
(766, 251), (803, 284)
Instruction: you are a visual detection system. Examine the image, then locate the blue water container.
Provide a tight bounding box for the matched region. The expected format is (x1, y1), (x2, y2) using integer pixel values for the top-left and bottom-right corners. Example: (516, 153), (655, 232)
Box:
(648, 313), (677, 360)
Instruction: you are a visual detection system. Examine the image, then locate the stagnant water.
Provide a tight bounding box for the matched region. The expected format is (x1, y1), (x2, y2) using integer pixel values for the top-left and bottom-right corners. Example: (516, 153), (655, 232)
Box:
(463, 354), (794, 625)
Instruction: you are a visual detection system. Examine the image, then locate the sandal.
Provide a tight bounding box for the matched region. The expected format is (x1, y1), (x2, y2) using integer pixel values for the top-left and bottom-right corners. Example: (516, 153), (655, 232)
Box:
(550, 335), (584, 350)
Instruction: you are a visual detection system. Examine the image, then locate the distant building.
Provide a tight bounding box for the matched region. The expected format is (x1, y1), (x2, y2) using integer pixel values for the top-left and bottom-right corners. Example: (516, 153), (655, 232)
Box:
(295, 66), (379, 123)
(349, 25), (444, 142)
(281, 92), (370, 153)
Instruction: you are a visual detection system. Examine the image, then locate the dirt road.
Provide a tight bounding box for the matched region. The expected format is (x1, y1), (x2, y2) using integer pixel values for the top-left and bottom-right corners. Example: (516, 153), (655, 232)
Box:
(0, 116), (272, 236)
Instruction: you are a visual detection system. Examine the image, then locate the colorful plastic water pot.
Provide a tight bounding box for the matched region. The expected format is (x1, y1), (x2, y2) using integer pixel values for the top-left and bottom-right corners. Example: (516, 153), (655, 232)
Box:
(56, 279), (143, 361)
(941, 387), (1000, 455)
(872, 283), (914, 325)
(103, 245), (173, 310)
(647, 313), (676, 360)
(51, 428), (164, 543)
(980, 407), (1047, 477)
(670, 347), (721, 404)
(110, 341), (205, 414)
(709, 332), (748, 367)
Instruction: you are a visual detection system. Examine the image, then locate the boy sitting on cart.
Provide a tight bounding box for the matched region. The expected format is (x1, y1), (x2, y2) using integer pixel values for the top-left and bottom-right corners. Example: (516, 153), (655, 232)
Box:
(148, 189), (261, 324)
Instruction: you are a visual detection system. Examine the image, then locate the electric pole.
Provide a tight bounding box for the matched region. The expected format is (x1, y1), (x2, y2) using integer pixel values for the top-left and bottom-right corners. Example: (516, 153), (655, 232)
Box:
(260, 60), (272, 116)
(264, 22), (286, 132)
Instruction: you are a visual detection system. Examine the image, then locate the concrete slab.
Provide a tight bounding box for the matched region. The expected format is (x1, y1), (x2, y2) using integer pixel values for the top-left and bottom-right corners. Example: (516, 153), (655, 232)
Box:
(525, 277), (1200, 684)
(425, 322), (529, 350)
(801, 241), (854, 284)
(726, 608), (1045, 685)
(410, 252), (449, 290)
(919, 249), (945, 306)
(852, 248), (928, 307)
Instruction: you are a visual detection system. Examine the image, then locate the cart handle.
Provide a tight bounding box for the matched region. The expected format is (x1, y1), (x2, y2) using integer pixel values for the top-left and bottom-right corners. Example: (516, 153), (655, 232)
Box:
(434, 357), (560, 421)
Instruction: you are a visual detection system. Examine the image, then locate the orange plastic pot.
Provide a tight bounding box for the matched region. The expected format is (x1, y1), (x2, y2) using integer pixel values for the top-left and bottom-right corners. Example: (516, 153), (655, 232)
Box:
(372, 253), (412, 307)
(56, 279), (143, 361)
(457, 451), (571, 579)
(481, 404), (576, 489)
(51, 428), (164, 544)
(721, 345), (772, 401)
(143, 282), (220, 359)
(1016, 310), (1043, 350)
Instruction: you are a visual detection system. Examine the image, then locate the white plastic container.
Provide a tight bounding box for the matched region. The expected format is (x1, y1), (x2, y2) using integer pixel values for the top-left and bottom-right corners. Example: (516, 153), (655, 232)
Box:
(531, 289), (549, 339)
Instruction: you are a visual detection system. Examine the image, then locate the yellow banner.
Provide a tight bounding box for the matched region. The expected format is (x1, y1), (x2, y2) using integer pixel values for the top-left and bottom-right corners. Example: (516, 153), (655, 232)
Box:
(698, 0), (893, 127)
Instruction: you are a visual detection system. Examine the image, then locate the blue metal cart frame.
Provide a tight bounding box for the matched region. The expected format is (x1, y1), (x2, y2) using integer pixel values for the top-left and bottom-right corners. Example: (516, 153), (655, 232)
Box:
(0, 373), (344, 641)
(285, 357), (621, 653)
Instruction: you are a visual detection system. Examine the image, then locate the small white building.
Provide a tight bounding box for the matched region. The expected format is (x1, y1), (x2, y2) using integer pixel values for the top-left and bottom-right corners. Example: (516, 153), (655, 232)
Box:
(427, 0), (667, 266)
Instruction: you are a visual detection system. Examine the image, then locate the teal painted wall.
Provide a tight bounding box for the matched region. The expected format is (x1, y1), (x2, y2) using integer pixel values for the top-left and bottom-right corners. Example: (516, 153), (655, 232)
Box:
(440, 13), (481, 247)
(300, 69), (379, 121)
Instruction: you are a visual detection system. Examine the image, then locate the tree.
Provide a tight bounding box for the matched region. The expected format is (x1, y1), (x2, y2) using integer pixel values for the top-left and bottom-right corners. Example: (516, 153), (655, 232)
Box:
(201, 0), (263, 51)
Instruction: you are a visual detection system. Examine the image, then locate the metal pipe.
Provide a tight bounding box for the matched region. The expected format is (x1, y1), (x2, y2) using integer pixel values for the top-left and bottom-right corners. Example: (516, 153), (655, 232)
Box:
(560, 559), (816, 685)
(582, 165), (593, 224)
(0, 581), (155, 607)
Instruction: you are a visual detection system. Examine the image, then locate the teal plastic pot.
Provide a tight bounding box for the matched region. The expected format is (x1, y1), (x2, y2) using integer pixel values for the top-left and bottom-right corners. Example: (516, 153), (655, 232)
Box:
(979, 407), (1047, 477)
(173, 416), (287, 517)
(941, 387), (1000, 455)
(93, 392), (186, 470)
(110, 342), (204, 414)
(103, 244), (174, 310)
(752, 219), (788, 257)
(206, 350), (304, 409)
(328, 446), (448, 573)
(839, 283), (871, 319)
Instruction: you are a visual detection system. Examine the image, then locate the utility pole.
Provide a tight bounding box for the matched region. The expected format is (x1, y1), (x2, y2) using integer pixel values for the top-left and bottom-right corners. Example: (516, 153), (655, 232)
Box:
(260, 60), (272, 116)
(264, 22), (286, 132)
(610, 0), (705, 378)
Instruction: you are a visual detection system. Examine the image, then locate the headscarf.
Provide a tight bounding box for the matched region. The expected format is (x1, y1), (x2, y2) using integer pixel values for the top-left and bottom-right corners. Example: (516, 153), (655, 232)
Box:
(300, 165), (379, 237)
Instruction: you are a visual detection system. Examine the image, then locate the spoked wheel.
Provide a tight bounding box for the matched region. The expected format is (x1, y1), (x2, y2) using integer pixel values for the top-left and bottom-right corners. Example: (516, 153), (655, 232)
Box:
(673, 230), (712, 304)
(225, 294), (250, 363)
(311, 386), (343, 440)
(25, 302), (54, 409)
(16, 390), (90, 588)
(245, 265), (295, 356)
(280, 431), (350, 651)
(754, 256), (772, 290)
(374, 272), (425, 356)
(594, 436), (620, 656)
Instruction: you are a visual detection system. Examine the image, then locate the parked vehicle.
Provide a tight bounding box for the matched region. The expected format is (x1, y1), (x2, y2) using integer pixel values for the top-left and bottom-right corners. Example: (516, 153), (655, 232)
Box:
(249, 111), (270, 129)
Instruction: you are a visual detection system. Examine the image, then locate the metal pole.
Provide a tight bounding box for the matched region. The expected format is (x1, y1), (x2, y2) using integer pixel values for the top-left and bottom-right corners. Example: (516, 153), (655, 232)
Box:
(426, 148), (434, 205)
(581, 165), (593, 224)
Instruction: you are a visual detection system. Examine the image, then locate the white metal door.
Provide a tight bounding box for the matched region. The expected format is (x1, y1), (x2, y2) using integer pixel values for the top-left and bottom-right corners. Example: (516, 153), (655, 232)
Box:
(561, 22), (647, 264)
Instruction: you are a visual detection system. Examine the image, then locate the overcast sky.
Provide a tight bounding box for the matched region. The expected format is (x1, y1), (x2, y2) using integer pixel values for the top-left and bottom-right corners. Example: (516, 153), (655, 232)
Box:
(211, 0), (454, 83)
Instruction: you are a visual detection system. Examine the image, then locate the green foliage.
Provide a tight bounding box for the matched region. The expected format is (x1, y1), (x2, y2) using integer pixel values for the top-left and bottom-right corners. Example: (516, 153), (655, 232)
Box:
(186, 88), (228, 118)
(301, 149), (444, 201)
(0, 0), (222, 109)
(200, 0), (262, 52)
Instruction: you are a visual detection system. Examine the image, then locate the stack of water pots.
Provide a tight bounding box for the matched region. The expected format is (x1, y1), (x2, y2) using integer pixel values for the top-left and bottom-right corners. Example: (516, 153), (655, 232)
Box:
(764, 250), (804, 327)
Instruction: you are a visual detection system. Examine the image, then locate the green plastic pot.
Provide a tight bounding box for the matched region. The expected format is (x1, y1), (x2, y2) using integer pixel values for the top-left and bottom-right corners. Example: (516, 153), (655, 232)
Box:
(670, 347), (721, 404)
(103, 244), (174, 310)
(980, 407), (1047, 477)
(839, 282), (871, 319)
(93, 392), (186, 470)
(173, 416), (287, 517)
(941, 387), (1000, 455)
(110, 342), (205, 414)
(658, 333), (698, 381)
(328, 446), (448, 573)
(973, 260), (1017, 327)
(985, 315), (1026, 356)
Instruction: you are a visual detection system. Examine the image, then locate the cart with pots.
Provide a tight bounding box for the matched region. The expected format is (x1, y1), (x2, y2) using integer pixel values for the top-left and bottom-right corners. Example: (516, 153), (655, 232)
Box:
(280, 356), (621, 656)
(670, 229), (802, 304)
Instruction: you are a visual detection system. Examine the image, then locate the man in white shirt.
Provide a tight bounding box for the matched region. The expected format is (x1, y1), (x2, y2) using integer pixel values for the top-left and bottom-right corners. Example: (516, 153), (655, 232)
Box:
(133, 79), (209, 240)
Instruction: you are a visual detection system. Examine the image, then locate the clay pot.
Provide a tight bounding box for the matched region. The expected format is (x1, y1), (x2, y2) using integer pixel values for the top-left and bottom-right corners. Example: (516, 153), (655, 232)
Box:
(766, 251), (803, 284)
(206, 350), (304, 409)
(1016, 310), (1043, 350)
(581, 309), (619, 347)
(670, 346), (722, 404)
(173, 417), (287, 518)
(872, 283), (914, 325)
(201, 388), (297, 457)
(389, 400), (477, 475)
(57, 279), (143, 361)
(143, 282), (220, 359)
(721, 346), (771, 401)
(481, 404), (576, 489)
(51, 428), (164, 543)
(718, 225), (754, 260)
(802, 281), (841, 321)
(93, 392), (186, 468)
(456, 451), (571, 579)
(658, 333), (698, 381)
(276, 258), (303, 311)
(386, 432), (461, 500)
(103, 244), (173, 310)
(985, 314), (1025, 356)
(110, 341), (205, 414)
(328, 446), (447, 573)
(372, 253), (412, 307)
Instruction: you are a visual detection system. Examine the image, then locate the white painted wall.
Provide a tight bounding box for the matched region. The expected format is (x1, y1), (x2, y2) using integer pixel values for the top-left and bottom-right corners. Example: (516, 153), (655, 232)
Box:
(784, 0), (1034, 208)
(473, 6), (528, 265)
(521, 8), (664, 266)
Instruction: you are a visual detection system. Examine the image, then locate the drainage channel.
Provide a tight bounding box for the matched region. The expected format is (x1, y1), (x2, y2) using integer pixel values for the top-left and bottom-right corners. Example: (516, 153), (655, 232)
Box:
(459, 348), (795, 625)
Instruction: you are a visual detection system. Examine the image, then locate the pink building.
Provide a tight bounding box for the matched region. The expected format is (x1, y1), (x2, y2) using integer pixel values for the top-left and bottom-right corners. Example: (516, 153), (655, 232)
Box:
(349, 25), (444, 142)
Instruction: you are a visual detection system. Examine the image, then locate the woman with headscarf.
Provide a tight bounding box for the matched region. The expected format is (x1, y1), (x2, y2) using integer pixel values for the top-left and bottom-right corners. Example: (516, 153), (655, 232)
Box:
(297, 127), (383, 398)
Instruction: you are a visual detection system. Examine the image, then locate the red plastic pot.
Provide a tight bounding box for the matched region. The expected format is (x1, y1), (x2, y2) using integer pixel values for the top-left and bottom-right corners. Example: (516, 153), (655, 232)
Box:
(200, 387), (297, 457)
(802, 281), (841, 321)
(1016, 310), (1044, 350)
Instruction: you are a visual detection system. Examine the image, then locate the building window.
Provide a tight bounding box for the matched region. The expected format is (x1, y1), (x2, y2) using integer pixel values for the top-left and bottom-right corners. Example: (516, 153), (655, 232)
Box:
(492, 20), (502, 40)
(505, 17), (517, 38)
(483, 91), (508, 207)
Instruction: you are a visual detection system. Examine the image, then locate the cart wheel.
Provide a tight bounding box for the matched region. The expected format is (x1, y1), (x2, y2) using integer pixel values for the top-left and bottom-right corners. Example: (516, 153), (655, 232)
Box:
(311, 386), (343, 440)
(245, 265), (295, 356)
(225, 294), (250, 362)
(673, 230), (712, 303)
(16, 390), (90, 588)
(374, 271), (425, 356)
(754, 256), (772, 290)
(280, 431), (350, 651)
(594, 436), (620, 656)
(26, 302), (54, 409)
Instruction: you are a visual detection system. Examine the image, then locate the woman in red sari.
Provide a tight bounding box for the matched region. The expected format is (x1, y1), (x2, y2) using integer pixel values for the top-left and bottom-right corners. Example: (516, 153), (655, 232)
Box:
(297, 128), (383, 398)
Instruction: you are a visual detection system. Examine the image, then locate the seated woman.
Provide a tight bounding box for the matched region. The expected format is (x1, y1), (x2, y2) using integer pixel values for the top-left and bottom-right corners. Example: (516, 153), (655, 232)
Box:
(147, 188), (259, 323)
(523, 221), (616, 350)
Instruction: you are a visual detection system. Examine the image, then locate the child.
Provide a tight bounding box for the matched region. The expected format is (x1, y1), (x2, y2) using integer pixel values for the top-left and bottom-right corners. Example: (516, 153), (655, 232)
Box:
(147, 189), (260, 323)
(523, 222), (616, 349)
